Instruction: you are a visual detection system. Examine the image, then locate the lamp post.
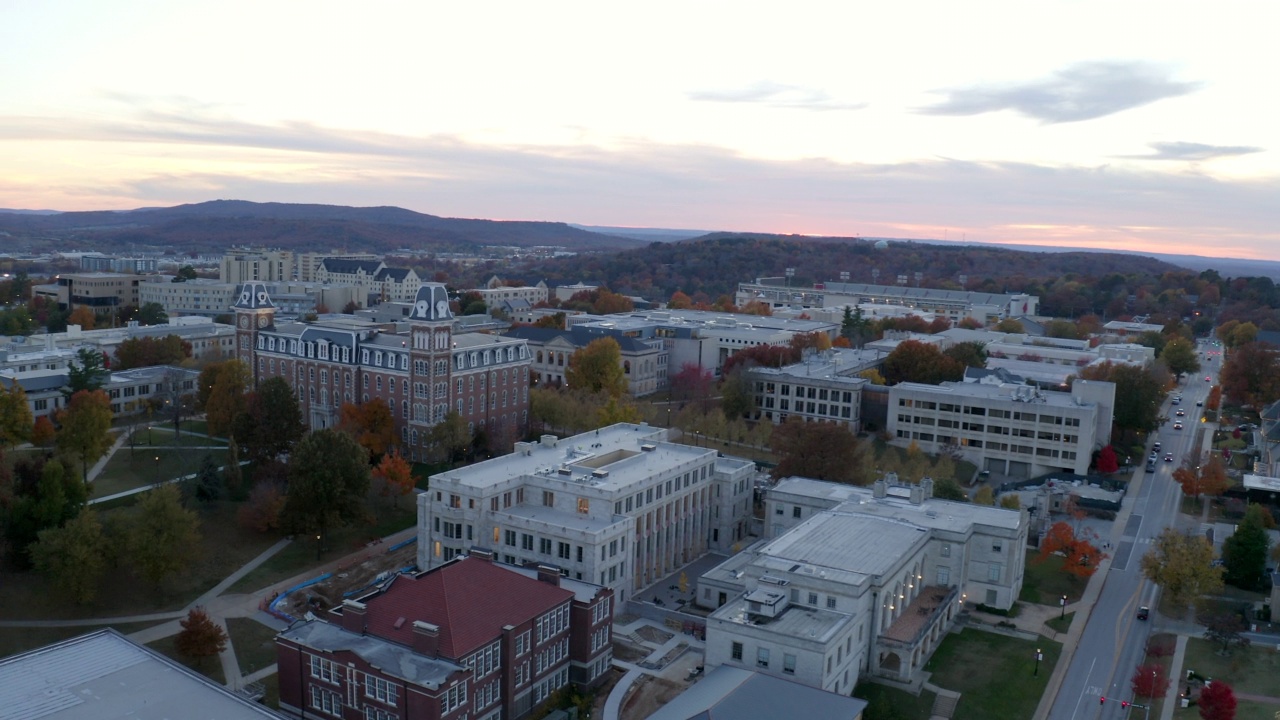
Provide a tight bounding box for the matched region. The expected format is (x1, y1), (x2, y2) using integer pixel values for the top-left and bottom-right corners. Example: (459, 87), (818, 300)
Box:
(153, 456), (160, 486)
(1060, 594), (1067, 619)
(1033, 648), (1042, 676)
(666, 407), (671, 428)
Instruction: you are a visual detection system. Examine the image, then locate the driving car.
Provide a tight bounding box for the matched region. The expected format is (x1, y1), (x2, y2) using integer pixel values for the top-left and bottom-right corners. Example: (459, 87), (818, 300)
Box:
(1164, 453), (1174, 462)
(1176, 409), (1186, 417)
(1206, 376), (1212, 381)
(1196, 400), (1204, 407)
(1137, 606), (1149, 621)
(1174, 422), (1183, 430)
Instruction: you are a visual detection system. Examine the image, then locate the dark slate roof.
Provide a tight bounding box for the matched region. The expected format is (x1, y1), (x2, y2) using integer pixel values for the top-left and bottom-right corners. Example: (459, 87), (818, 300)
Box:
(501, 298), (533, 312)
(232, 282), (275, 310)
(408, 285), (453, 322)
(504, 325), (655, 354)
(375, 267), (412, 282)
(321, 258), (383, 275)
(1261, 400), (1280, 422)
(358, 556), (572, 659)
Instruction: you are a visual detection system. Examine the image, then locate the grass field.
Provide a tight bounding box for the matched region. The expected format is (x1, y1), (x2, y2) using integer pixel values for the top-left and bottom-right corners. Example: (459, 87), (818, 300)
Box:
(1020, 554), (1088, 605)
(853, 681), (938, 720)
(227, 617), (280, 676)
(925, 628), (1061, 720)
(1045, 611), (1074, 635)
(91, 447), (228, 499)
(0, 620), (162, 659)
(1174, 637), (1280, 703)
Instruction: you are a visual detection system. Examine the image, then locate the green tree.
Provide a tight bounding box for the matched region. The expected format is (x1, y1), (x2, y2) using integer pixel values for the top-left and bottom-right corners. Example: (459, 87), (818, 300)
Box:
(281, 429), (372, 558)
(719, 369), (755, 420)
(29, 506), (106, 604)
(1222, 504), (1270, 590)
(56, 389), (113, 482)
(134, 302), (169, 325)
(175, 607), (228, 657)
(943, 341), (988, 369)
(187, 453), (224, 503)
(597, 396), (641, 426)
(128, 484), (202, 587)
(974, 486), (995, 505)
(999, 494), (1022, 510)
(565, 337), (627, 397)
(1081, 361), (1164, 440)
(769, 418), (873, 485)
(3, 458), (89, 565)
(994, 318), (1024, 333)
(232, 376), (305, 462)
(173, 265), (198, 282)
(223, 437), (243, 498)
(1140, 529), (1223, 613)
(1160, 336), (1201, 379)
(0, 379), (33, 448)
(65, 348), (108, 395)
(932, 478), (968, 501)
(426, 411), (471, 464)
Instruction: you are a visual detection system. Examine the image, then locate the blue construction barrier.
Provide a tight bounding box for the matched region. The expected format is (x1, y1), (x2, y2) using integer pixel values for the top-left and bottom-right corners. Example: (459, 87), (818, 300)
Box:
(268, 572), (333, 621)
(387, 536), (417, 552)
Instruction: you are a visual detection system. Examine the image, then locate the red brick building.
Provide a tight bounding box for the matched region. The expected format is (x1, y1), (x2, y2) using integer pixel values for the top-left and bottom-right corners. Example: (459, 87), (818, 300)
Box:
(233, 282), (532, 459)
(276, 551), (614, 720)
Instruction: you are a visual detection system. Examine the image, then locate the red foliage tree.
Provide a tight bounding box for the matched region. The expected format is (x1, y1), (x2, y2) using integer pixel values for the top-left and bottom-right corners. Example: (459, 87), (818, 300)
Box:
(175, 607), (228, 658)
(669, 363), (714, 405)
(30, 415), (56, 447)
(373, 449), (415, 507)
(1131, 662), (1170, 699)
(1096, 445), (1119, 474)
(1036, 521), (1107, 578)
(1198, 680), (1236, 720)
(721, 344), (799, 375)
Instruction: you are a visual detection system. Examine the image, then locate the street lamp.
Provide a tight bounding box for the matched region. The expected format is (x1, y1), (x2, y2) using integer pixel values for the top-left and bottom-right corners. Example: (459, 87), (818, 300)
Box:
(1060, 594), (1067, 619)
(153, 456), (160, 486)
(1034, 648), (1043, 676)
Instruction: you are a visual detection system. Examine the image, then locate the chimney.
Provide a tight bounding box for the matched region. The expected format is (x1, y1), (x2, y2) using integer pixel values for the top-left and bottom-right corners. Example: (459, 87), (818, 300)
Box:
(873, 478), (887, 499)
(469, 547), (495, 562)
(412, 620), (440, 656)
(541, 434), (558, 448)
(341, 600), (367, 634)
(909, 483), (924, 504)
(921, 478), (934, 501)
(536, 564), (562, 587)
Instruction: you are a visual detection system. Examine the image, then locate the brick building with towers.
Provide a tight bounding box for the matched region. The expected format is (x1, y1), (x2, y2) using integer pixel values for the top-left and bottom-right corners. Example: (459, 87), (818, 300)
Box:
(233, 282), (533, 459)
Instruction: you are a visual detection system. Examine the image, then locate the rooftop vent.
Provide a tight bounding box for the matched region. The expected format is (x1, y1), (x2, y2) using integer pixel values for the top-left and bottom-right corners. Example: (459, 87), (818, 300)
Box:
(591, 469), (609, 478)
(640, 444), (657, 452)
(557, 466), (572, 476)
(760, 575), (790, 587)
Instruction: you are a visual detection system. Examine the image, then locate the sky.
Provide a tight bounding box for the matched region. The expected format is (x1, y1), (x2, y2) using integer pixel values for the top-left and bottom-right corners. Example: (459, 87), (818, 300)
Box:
(2, 1), (1278, 260)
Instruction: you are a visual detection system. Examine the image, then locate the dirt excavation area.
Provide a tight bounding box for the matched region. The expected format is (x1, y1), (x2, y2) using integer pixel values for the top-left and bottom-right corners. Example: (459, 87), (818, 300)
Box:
(277, 541), (419, 617)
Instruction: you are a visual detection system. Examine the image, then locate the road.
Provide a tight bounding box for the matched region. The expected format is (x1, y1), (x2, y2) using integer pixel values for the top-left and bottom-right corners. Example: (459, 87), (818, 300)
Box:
(1050, 339), (1219, 720)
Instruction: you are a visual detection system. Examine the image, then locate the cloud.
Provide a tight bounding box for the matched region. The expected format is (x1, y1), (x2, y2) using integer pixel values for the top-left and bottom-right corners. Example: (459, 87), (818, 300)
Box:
(918, 61), (1200, 123)
(1122, 141), (1264, 161)
(688, 81), (866, 111)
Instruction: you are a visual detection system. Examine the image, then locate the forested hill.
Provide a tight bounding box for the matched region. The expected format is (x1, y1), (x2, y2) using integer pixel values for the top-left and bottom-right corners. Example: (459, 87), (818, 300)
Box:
(514, 234), (1186, 303)
(0, 200), (642, 254)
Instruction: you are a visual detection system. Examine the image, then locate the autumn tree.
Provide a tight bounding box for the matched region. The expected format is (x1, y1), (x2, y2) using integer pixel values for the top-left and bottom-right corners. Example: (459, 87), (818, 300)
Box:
(566, 337), (627, 397)
(1095, 445), (1119, 474)
(56, 389), (113, 482)
(670, 363), (715, 406)
(65, 347), (108, 395)
(881, 340), (965, 385)
(30, 415), (55, 447)
(1220, 342), (1280, 407)
(1173, 456), (1232, 509)
(532, 312), (567, 330)
(1221, 503), (1270, 590)
(668, 291), (693, 309)
(1140, 529), (1223, 613)
(281, 429), (372, 558)
(175, 607), (228, 658)
(770, 418), (873, 485)
(1131, 662), (1171, 699)
(373, 449), (415, 507)
(1160, 336), (1201, 379)
(999, 494), (1022, 510)
(598, 396), (641, 426)
(232, 376), (304, 462)
(994, 318), (1024, 333)
(67, 305), (95, 330)
(718, 369), (755, 420)
(29, 506), (107, 604)
(973, 486), (995, 505)
(198, 359), (250, 437)
(237, 480), (285, 533)
(426, 410), (471, 464)
(1037, 521), (1107, 579)
(113, 334), (190, 370)
(0, 379), (33, 448)
(338, 400), (396, 459)
(1198, 679), (1236, 720)
(128, 484), (202, 587)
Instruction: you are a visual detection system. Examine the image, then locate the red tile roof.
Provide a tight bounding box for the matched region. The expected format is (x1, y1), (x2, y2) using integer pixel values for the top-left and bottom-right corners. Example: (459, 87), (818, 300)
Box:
(362, 558), (573, 659)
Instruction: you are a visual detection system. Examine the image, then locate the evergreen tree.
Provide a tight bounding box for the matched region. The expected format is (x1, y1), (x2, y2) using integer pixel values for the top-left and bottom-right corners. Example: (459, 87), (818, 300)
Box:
(1222, 504), (1270, 590)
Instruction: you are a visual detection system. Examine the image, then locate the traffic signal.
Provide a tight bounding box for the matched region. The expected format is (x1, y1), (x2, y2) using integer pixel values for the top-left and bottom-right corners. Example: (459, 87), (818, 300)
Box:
(1121, 701), (1130, 708)
(1100, 696), (1106, 705)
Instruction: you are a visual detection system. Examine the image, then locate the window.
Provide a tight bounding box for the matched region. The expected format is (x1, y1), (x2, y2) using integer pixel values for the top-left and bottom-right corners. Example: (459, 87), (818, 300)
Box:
(364, 674), (399, 705)
(310, 655), (339, 683)
(793, 506), (802, 519)
(827, 596), (837, 609)
(988, 562), (1002, 583)
(309, 686), (343, 716)
(731, 642), (743, 661)
(808, 592), (818, 605)
(940, 543), (951, 558)
(757, 647), (770, 668)
(783, 653), (796, 674)
(937, 566), (950, 585)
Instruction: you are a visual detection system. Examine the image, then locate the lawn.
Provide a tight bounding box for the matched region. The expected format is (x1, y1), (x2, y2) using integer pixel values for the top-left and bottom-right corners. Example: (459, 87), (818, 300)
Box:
(1176, 637), (1280, 701)
(924, 628), (1061, 720)
(853, 681), (938, 720)
(91, 447), (228, 499)
(1045, 611), (1074, 635)
(227, 617), (280, 675)
(0, 501), (279, 621)
(146, 633), (226, 685)
(127, 424), (228, 448)
(228, 502), (417, 594)
(1019, 554), (1088, 605)
(0, 621), (162, 659)
(1175, 700), (1279, 720)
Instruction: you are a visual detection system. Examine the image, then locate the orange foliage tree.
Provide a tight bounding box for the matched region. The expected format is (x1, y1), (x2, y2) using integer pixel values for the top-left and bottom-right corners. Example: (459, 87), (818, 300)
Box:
(338, 401), (396, 460)
(373, 449), (415, 507)
(31, 415), (56, 447)
(1037, 521), (1107, 578)
(1173, 456), (1231, 506)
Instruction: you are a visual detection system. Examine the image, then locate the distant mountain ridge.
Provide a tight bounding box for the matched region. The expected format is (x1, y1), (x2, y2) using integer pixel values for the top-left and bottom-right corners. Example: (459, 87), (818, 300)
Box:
(0, 200), (643, 253)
